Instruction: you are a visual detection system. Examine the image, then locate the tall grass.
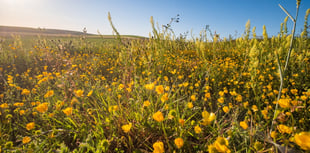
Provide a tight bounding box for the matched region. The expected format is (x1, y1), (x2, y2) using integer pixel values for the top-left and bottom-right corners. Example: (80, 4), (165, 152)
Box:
(0, 2), (310, 153)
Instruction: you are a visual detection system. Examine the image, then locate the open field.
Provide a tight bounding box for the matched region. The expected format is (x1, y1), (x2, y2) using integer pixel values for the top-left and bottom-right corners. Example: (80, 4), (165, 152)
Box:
(1, 13), (310, 153)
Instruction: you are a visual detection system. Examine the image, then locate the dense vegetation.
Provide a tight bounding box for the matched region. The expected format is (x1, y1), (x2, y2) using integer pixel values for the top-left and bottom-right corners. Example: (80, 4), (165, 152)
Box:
(0, 2), (310, 153)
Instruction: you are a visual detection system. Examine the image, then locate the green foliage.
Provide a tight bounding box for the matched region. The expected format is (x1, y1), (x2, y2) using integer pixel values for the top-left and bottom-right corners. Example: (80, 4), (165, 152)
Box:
(0, 4), (310, 153)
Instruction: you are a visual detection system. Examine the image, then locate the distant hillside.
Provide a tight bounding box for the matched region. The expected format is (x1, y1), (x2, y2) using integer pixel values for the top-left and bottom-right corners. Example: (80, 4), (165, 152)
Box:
(0, 26), (95, 37)
(0, 26), (146, 39)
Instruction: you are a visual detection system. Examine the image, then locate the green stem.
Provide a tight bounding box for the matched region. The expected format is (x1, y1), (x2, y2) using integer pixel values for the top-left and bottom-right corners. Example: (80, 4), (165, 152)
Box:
(161, 122), (172, 152)
(284, 4), (300, 72)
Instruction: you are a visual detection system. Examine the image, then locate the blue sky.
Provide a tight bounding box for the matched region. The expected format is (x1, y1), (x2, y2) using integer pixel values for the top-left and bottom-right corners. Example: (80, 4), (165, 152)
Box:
(0, 0), (309, 39)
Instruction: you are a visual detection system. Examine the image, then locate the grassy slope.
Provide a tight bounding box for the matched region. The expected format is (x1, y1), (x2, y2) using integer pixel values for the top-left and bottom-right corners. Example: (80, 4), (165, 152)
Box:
(0, 25), (145, 39)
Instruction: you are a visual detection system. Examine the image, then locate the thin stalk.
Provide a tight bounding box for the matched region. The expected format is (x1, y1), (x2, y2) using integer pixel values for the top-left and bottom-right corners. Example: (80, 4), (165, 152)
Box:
(283, 4), (300, 71)
(270, 2), (300, 136)
(270, 53), (284, 135)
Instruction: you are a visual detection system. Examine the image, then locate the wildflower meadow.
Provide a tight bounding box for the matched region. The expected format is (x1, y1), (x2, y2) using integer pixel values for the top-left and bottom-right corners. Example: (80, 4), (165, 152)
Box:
(0, 1), (310, 153)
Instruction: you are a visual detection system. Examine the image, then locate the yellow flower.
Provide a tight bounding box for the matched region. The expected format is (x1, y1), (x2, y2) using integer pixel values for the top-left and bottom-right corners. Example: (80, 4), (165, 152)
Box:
(179, 119), (185, 126)
(217, 97), (224, 104)
(208, 144), (218, 153)
(277, 124), (292, 134)
(270, 131), (277, 139)
(223, 106), (229, 113)
(240, 121), (248, 130)
(243, 101), (249, 108)
(36, 102), (48, 113)
(153, 141), (164, 153)
(290, 89), (298, 95)
(19, 110), (25, 115)
(251, 105), (258, 112)
(155, 85), (164, 95)
(153, 111), (164, 122)
(294, 132), (310, 150)
(121, 123), (132, 133)
(44, 90), (54, 98)
(236, 94), (242, 102)
(21, 89), (30, 95)
(22, 136), (31, 144)
(161, 93), (168, 103)
(174, 138), (184, 149)
(143, 100), (151, 107)
(278, 98), (291, 108)
(145, 82), (155, 90)
(0, 103), (9, 108)
(108, 105), (118, 113)
(214, 137), (230, 153)
(187, 102), (193, 109)
(301, 95), (307, 101)
(87, 90), (93, 97)
(190, 95), (196, 101)
(118, 84), (124, 90)
(201, 110), (216, 126)
(62, 107), (73, 116)
(14, 102), (24, 107)
(194, 125), (202, 134)
(261, 109), (269, 119)
(74, 89), (84, 97)
(26, 122), (35, 130)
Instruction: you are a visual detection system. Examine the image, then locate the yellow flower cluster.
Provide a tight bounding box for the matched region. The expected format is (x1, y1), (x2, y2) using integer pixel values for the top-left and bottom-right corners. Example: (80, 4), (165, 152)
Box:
(201, 110), (216, 126)
(208, 137), (231, 153)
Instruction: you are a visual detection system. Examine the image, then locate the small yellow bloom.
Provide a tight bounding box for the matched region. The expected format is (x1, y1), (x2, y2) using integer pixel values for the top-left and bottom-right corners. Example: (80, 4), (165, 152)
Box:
(145, 82), (155, 90)
(0, 103), (9, 108)
(278, 98), (291, 108)
(118, 84), (124, 90)
(19, 110), (25, 115)
(214, 137), (230, 153)
(108, 105), (118, 113)
(62, 107), (73, 116)
(161, 93), (168, 103)
(36, 102), (48, 113)
(251, 105), (258, 112)
(194, 125), (202, 134)
(121, 123), (132, 133)
(153, 111), (164, 122)
(240, 121), (248, 130)
(294, 132), (310, 150)
(87, 90), (93, 97)
(223, 106), (229, 113)
(26, 122), (35, 130)
(208, 144), (218, 153)
(277, 124), (292, 134)
(201, 110), (216, 126)
(270, 131), (277, 139)
(44, 90), (54, 98)
(186, 102), (193, 109)
(217, 97), (224, 104)
(190, 95), (196, 101)
(13, 102), (24, 107)
(155, 85), (164, 94)
(261, 109), (269, 119)
(243, 101), (249, 108)
(179, 119), (185, 126)
(174, 138), (184, 149)
(74, 89), (84, 97)
(290, 89), (298, 95)
(21, 89), (30, 95)
(236, 94), (242, 102)
(153, 141), (164, 153)
(143, 100), (151, 107)
(22, 136), (31, 144)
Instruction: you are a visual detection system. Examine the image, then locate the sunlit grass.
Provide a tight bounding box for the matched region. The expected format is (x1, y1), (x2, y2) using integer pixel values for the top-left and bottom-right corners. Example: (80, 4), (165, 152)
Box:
(0, 4), (310, 153)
